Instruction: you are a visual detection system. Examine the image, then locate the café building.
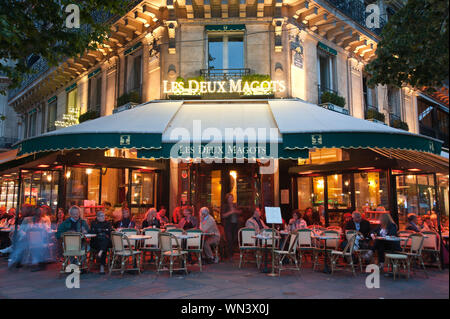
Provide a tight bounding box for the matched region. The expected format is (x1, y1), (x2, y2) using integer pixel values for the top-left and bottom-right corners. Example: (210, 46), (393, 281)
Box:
(2, 0), (448, 231)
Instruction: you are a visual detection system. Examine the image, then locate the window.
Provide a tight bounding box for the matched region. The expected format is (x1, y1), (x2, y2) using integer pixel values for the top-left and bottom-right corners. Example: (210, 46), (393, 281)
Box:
(387, 86), (401, 118)
(28, 110), (37, 137)
(417, 96), (449, 148)
(208, 33), (244, 71)
(354, 171), (389, 211)
(66, 87), (78, 113)
(88, 74), (102, 112)
(125, 51), (142, 95)
(317, 48), (336, 95)
(363, 75), (377, 110)
(47, 98), (57, 131)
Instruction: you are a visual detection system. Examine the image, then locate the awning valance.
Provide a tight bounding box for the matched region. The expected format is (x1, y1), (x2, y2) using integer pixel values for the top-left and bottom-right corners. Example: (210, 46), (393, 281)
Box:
(13, 99), (443, 160)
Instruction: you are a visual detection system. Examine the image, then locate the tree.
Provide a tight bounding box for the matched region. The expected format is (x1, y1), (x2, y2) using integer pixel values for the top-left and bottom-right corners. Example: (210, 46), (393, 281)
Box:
(366, 0), (449, 91)
(0, 0), (128, 94)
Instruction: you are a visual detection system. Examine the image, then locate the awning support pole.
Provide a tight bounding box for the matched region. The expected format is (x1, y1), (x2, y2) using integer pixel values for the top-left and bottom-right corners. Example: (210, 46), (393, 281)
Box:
(433, 173), (445, 269)
(13, 169), (22, 244)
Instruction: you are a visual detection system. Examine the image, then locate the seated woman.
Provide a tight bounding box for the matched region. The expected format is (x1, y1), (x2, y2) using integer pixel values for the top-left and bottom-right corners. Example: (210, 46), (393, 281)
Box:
(287, 209), (307, 232)
(113, 208), (135, 229)
(89, 211), (112, 274)
(142, 208), (161, 229)
(178, 206), (199, 230)
(364, 213), (401, 271)
(157, 207), (170, 226)
(405, 213), (421, 232)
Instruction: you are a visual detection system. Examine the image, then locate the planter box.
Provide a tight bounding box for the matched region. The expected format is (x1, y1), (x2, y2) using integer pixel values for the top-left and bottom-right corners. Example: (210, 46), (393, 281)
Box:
(366, 118), (387, 125)
(319, 102), (349, 115)
(113, 102), (140, 114)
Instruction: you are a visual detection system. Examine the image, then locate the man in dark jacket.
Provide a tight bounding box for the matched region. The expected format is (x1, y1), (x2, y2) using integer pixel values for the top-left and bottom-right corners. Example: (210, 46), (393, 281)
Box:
(344, 211), (371, 238)
(89, 211), (112, 274)
(405, 213), (421, 232)
(56, 206), (89, 239)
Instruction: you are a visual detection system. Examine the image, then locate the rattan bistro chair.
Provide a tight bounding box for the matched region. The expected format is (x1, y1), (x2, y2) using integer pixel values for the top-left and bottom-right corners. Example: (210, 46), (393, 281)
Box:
(158, 232), (188, 277)
(238, 228), (261, 269)
(330, 233), (357, 276)
(313, 230), (340, 271)
(346, 230), (370, 272)
(296, 229), (315, 268)
(421, 231), (442, 270)
(186, 229), (204, 271)
(119, 228), (138, 248)
(167, 228), (184, 248)
(140, 228), (161, 269)
(274, 231), (300, 276)
(60, 232), (87, 274)
(109, 232), (142, 276)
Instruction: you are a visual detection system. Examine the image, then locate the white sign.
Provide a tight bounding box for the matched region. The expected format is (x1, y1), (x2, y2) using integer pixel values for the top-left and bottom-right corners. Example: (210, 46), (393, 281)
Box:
(163, 79), (286, 96)
(264, 207), (282, 224)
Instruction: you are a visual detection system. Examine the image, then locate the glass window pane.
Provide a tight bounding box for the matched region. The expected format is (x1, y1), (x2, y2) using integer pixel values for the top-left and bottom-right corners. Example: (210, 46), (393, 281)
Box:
(228, 36), (244, 69)
(396, 175), (419, 226)
(208, 37), (223, 69)
(327, 174), (351, 210)
(355, 171), (389, 211)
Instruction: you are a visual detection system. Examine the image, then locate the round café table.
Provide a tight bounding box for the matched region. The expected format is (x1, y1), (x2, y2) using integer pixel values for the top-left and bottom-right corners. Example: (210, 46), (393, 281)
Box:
(253, 233), (281, 273)
(311, 234), (338, 273)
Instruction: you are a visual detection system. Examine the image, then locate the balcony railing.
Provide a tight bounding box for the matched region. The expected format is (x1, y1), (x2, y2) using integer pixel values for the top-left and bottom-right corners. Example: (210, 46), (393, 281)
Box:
(389, 113), (402, 125)
(0, 137), (19, 149)
(200, 68), (250, 81)
(317, 85), (338, 104)
(324, 0), (387, 36)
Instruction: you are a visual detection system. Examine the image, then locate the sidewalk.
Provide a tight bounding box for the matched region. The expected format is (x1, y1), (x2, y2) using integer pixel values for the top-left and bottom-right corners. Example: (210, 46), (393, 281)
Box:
(0, 257), (448, 299)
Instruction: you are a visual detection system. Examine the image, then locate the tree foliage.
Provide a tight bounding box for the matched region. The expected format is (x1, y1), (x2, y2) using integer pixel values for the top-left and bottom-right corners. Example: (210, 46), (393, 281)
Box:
(366, 0), (449, 91)
(0, 0), (128, 94)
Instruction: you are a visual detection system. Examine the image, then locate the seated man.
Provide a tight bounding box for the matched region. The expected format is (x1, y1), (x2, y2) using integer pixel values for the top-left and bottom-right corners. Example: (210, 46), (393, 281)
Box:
(245, 208), (268, 233)
(56, 206), (89, 239)
(179, 206), (199, 230)
(199, 207), (220, 264)
(342, 210), (372, 250)
(405, 213), (421, 232)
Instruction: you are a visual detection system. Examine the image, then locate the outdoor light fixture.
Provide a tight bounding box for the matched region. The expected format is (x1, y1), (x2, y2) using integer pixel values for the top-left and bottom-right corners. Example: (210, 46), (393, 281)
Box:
(86, 168), (93, 175)
(47, 175), (52, 182)
(66, 171), (71, 179)
(37, 165), (50, 168)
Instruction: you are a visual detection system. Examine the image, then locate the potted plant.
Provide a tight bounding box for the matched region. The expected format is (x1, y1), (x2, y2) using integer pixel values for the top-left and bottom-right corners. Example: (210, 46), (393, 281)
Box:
(392, 119), (409, 131)
(79, 110), (100, 123)
(319, 91), (348, 114)
(365, 108), (386, 124)
(116, 90), (141, 111)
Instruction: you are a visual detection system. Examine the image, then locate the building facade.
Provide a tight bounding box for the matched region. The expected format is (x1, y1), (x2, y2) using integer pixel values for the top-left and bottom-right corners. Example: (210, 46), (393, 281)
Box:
(2, 0), (448, 229)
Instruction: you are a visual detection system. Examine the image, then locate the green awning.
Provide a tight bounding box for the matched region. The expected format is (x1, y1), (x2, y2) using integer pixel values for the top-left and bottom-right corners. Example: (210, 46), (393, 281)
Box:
(205, 24), (246, 32)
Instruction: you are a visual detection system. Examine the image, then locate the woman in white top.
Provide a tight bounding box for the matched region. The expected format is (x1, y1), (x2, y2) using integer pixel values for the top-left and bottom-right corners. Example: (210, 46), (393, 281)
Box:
(287, 209), (307, 232)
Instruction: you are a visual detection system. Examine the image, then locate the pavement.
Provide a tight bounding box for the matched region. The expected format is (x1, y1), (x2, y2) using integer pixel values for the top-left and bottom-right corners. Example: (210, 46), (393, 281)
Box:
(0, 255), (448, 299)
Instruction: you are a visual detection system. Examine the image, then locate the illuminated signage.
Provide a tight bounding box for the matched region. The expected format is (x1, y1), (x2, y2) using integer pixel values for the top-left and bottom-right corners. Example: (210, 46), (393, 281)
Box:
(163, 79), (286, 96)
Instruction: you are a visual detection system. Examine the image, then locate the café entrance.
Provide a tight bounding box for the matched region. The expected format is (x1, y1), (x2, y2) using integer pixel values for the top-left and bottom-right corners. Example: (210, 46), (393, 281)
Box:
(178, 162), (275, 223)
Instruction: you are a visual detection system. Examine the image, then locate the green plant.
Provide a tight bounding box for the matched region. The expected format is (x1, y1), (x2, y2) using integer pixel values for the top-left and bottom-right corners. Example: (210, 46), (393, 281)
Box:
(117, 90), (141, 106)
(0, 115), (6, 121)
(79, 110), (100, 123)
(392, 119), (409, 131)
(242, 74), (271, 84)
(320, 91), (346, 107)
(366, 108), (385, 122)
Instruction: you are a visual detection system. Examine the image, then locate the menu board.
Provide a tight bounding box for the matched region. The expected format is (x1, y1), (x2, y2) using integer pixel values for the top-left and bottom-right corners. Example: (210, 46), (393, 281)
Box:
(264, 207), (282, 224)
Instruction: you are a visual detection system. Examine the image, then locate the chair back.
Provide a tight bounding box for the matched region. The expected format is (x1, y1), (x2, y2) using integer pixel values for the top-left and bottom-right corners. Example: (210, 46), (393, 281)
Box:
(297, 229), (313, 248)
(165, 224), (176, 230)
(111, 231), (126, 253)
(405, 233), (425, 255)
(421, 231), (440, 250)
(186, 229), (203, 250)
(323, 230), (340, 249)
(167, 228), (184, 247)
(159, 232), (181, 252)
(62, 232), (83, 252)
(345, 229), (357, 241)
(327, 226), (342, 233)
(143, 228), (160, 248)
(238, 228), (257, 247)
(342, 233), (357, 255)
(285, 232), (299, 254)
(120, 228), (138, 247)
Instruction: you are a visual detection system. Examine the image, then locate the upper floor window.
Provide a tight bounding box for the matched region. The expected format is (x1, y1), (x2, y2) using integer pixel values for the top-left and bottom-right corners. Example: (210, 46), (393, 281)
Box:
(418, 96), (449, 148)
(27, 110), (37, 138)
(317, 44), (337, 99)
(66, 87), (78, 113)
(88, 72), (102, 112)
(208, 33), (244, 71)
(47, 98), (57, 131)
(363, 75), (377, 111)
(387, 86), (401, 118)
(125, 50), (142, 96)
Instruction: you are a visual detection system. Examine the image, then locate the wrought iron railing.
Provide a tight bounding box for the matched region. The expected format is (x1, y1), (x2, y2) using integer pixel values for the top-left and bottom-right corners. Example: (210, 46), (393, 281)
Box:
(0, 137), (19, 149)
(389, 112), (402, 125)
(323, 0), (387, 36)
(317, 85), (339, 104)
(200, 68), (250, 81)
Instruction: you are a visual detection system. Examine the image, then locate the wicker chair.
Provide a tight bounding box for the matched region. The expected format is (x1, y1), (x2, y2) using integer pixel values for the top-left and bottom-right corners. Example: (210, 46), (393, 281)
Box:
(167, 228), (184, 248)
(421, 231), (441, 271)
(296, 229), (315, 268)
(346, 230), (370, 272)
(60, 232), (87, 274)
(238, 228), (260, 269)
(158, 232), (188, 277)
(119, 228), (138, 249)
(327, 226), (342, 233)
(330, 233), (357, 276)
(140, 228), (161, 269)
(185, 229), (203, 271)
(313, 230), (339, 271)
(274, 231), (300, 276)
(109, 231), (142, 276)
